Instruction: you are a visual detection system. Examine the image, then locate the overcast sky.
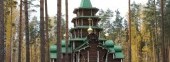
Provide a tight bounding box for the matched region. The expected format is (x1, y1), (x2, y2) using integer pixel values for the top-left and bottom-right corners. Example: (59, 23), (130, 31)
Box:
(47, 0), (148, 16)
(30, 0), (148, 27)
(46, 0), (148, 27)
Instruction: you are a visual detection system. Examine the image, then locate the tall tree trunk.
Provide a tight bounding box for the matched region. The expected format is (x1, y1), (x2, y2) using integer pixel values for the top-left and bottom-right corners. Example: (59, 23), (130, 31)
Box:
(40, 0), (45, 62)
(18, 0), (23, 62)
(168, 48), (170, 62)
(155, 0), (160, 61)
(45, 0), (50, 62)
(160, 0), (166, 62)
(6, 0), (13, 62)
(0, 0), (5, 61)
(65, 0), (69, 62)
(24, 0), (30, 62)
(153, 0), (157, 62)
(128, 0), (132, 62)
(57, 0), (62, 62)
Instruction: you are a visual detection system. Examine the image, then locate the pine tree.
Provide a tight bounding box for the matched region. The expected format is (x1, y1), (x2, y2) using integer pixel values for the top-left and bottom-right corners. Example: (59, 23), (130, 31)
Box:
(5, 0), (13, 61)
(24, 0), (30, 61)
(160, 0), (166, 62)
(65, 0), (69, 62)
(18, 0), (23, 62)
(40, 0), (45, 62)
(165, 1), (170, 61)
(57, 0), (62, 62)
(0, 0), (5, 61)
(128, 0), (132, 62)
(45, 0), (50, 61)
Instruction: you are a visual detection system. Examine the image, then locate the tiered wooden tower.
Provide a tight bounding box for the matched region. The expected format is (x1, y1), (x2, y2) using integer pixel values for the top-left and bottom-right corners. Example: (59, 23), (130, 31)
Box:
(50, 0), (124, 62)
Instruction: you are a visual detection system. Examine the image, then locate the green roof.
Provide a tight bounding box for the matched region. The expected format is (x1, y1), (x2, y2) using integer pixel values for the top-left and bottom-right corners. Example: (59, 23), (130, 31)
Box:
(61, 47), (72, 53)
(50, 53), (57, 58)
(108, 47), (115, 53)
(104, 40), (115, 47)
(50, 40), (70, 47)
(114, 45), (123, 52)
(50, 45), (56, 53)
(50, 45), (72, 53)
(115, 52), (124, 59)
(80, 0), (92, 8)
(50, 46), (72, 58)
(73, 8), (98, 14)
(61, 40), (65, 46)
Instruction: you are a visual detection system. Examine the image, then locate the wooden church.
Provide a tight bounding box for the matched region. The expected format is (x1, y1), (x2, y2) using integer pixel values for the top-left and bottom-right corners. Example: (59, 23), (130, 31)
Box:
(50, 0), (124, 62)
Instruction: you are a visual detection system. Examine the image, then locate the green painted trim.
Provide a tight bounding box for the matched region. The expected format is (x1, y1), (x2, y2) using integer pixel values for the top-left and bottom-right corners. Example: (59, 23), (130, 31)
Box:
(99, 44), (115, 53)
(74, 45), (89, 52)
(72, 16), (100, 19)
(72, 16), (101, 22)
(99, 38), (107, 41)
(70, 26), (103, 32)
(74, 38), (88, 52)
(73, 8), (98, 14)
(69, 38), (87, 41)
(97, 45), (108, 50)
(69, 38), (105, 42)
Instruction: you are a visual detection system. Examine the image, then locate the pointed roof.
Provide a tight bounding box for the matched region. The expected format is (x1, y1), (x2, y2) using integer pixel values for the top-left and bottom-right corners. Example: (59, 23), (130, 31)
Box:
(80, 0), (92, 8)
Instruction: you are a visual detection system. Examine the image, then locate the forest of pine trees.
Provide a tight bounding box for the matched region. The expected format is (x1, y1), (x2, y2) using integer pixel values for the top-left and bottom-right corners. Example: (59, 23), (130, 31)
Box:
(0, 0), (170, 62)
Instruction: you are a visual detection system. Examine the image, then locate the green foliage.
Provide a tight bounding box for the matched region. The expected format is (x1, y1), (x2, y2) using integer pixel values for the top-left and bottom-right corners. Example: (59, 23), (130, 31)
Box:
(98, 9), (114, 33)
(165, 0), (170, 37)
(29, 16), (40, 42)
(98, 8), (126, 43)
(130, 0), (162, 62)
(112, 10), (124, 43)
(130, 3), (142, 62)
(49, 15), (66, 44)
